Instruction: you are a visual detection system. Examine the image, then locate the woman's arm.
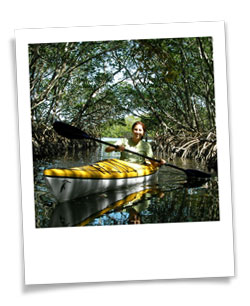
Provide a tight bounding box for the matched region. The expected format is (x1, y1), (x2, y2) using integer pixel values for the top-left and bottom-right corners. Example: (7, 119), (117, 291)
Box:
(145, 142), (166, 167)
(105, 146), (115, 153)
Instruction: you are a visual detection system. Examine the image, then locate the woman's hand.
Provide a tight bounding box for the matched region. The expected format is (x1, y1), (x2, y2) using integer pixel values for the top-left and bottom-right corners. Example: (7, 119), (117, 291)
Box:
(116, 145), (125, 152)
(105, 145), (125, 153)
(150, 159), (166, 167)
(159, 159), (166, 165)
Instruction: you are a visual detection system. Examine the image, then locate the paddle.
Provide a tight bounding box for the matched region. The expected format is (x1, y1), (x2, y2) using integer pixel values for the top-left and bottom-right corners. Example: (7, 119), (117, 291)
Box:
(53, 121), (211, 179)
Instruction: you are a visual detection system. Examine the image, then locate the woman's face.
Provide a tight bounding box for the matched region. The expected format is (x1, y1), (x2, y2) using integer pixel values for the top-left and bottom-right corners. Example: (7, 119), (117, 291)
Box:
(132, 124), (145, 141)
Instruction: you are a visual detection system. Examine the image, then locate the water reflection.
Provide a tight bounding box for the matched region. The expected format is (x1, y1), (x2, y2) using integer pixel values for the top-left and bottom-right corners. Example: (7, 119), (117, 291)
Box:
(34, 148), (219, 228)
(84, 177), (218, 226)
(49, 184), (161, 227)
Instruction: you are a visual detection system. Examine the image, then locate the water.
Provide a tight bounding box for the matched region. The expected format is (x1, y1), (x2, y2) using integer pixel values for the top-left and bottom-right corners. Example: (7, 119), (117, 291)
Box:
(34, 144), (219, 228)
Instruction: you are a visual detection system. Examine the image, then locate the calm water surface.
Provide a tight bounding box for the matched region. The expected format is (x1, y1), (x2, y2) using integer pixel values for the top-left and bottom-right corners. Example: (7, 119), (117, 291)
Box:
(34, 145), (219, 228)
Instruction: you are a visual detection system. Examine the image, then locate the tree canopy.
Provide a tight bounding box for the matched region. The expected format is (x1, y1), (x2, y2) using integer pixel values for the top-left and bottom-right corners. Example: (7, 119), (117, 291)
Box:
(29, 37), (216, 167)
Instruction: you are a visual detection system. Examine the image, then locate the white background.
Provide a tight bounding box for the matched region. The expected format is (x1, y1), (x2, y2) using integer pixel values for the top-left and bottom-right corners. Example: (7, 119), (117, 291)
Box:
(1, 0), (249, 305)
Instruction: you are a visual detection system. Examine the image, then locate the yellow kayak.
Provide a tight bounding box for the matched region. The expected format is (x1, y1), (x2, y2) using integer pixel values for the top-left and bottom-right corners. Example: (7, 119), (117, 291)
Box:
(44, 158), (159, 202)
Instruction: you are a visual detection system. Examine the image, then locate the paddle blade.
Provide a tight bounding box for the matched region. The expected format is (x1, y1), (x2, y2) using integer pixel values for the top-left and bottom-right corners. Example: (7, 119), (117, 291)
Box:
(185, 168), (211, 179)
(183, 177), (209, 188)
(53, 121), (91, 140)
(165, 163), (211, 179)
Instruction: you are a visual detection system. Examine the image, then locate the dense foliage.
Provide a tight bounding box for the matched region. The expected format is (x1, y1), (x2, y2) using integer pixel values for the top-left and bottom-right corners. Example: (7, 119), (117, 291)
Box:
(29, 37), (216, 168)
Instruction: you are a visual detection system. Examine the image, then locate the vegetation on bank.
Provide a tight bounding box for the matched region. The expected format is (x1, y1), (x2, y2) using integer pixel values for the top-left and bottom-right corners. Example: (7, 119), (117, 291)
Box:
(29, 37), (216, 169)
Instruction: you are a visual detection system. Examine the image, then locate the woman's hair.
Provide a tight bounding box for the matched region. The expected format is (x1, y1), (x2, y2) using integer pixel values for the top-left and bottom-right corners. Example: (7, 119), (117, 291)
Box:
(131, 121), (146, 133)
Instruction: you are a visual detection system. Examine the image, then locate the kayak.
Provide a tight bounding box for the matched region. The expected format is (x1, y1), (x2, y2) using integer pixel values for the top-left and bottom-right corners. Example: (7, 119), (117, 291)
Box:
(44, 158), (159, 202)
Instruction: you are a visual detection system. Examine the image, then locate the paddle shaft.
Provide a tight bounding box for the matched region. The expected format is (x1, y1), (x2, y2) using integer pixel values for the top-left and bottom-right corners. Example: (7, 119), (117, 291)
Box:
(53, 121), (211, 178)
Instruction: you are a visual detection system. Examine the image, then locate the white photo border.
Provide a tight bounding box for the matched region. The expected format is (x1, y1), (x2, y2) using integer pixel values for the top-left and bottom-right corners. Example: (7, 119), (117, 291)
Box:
(15, 21), (234, 285)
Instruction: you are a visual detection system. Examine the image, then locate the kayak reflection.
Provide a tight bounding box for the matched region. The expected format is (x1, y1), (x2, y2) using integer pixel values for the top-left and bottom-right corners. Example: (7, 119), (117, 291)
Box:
(49, 184), (163, 227)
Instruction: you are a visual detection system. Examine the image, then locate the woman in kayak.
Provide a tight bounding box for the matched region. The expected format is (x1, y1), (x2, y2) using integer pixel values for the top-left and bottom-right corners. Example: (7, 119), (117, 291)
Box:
(105, 121), (165, 167)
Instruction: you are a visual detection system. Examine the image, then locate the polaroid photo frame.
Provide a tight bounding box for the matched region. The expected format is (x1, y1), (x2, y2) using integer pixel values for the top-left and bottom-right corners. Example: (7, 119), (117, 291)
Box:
(15, 21), (234, 285)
